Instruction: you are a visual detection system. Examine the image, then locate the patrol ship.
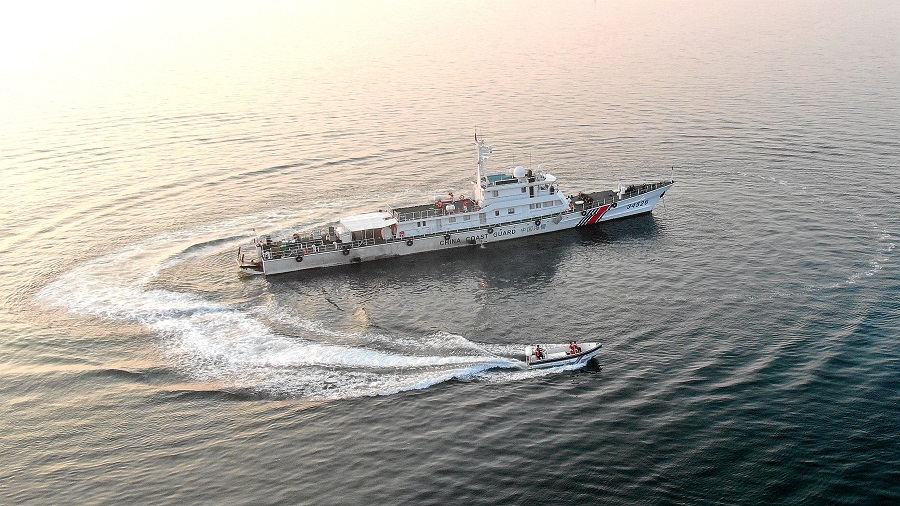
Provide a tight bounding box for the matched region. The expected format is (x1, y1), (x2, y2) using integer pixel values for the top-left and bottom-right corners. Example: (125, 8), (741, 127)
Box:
(239, 136), (674, 275)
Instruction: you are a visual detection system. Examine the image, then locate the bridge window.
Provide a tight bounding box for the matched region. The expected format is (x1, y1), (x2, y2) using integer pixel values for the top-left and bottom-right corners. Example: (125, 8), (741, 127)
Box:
(507, 208), (515, 215)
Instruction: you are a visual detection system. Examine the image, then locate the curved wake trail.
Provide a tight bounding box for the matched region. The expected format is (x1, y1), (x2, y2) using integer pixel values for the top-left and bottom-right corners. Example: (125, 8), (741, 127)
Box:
(36, 220), (579, 400)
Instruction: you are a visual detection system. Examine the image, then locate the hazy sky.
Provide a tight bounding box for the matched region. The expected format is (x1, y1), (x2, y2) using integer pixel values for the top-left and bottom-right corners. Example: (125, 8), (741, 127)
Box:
(2, 1), (896, 134)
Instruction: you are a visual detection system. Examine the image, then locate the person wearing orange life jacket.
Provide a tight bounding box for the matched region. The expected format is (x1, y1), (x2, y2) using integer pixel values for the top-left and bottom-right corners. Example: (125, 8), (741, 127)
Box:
(534, 345), (545, 360)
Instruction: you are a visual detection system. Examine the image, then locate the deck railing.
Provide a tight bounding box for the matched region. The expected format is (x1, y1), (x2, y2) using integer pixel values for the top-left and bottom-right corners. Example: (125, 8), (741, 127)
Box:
(394, 208), (445, 222)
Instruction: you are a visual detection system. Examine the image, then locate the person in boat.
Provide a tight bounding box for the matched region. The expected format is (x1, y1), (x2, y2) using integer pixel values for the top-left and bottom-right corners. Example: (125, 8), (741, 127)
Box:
(534, 345), (545, 360)
(568, 341), (582, 355)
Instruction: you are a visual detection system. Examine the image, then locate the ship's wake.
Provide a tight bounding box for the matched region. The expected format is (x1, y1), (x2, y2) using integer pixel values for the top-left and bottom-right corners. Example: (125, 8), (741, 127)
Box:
(36, 220), (581, 401)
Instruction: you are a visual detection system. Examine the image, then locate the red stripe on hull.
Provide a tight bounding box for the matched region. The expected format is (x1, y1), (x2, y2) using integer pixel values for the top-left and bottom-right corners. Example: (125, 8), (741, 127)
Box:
(586, 204), (611, 225)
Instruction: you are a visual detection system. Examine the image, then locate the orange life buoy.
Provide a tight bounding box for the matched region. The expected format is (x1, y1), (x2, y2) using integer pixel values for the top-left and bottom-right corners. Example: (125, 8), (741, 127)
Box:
(436, 201), (443, 208)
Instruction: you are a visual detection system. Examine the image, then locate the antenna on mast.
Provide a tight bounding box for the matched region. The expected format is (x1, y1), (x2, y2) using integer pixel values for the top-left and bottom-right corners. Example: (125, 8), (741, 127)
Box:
(474, 130), (492, 184)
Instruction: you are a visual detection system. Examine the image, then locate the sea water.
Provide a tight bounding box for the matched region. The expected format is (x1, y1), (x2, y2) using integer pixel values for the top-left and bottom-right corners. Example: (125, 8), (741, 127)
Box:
(1, 2), (898, 503)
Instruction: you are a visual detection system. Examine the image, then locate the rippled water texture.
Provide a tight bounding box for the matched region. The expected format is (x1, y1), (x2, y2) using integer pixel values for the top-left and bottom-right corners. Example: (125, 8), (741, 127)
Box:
(1, 1), (898, 504)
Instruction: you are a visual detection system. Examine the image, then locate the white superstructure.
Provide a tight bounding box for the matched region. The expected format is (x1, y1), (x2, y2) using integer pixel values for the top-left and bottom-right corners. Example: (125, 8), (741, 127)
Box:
(239, 136), (674, 275)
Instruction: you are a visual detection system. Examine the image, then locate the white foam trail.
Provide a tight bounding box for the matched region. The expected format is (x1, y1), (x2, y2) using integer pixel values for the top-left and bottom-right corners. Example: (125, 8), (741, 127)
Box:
(846, 231), (894, 284)
(36, 218), (547, 400)
(262, 306), (513, 355)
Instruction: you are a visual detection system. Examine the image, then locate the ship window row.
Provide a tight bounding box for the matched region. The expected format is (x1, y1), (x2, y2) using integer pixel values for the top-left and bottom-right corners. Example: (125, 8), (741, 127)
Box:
(491, 186), (554, 198)
(529, 202), (557, 209)
(444, 215), (473, 225)
(493, 208), (520, 217)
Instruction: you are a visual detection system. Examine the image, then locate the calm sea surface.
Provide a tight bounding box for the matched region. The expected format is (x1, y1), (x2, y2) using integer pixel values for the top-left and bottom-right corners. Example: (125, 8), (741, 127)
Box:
(1, 1), (898, 504)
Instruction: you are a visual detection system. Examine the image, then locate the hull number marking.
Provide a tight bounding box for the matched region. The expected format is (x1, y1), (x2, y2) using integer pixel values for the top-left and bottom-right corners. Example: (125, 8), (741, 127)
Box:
(626, 199), (649, 210)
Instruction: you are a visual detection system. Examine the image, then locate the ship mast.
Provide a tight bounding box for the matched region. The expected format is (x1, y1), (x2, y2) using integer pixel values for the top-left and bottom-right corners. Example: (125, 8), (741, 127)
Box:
(475, 133), (492, 185)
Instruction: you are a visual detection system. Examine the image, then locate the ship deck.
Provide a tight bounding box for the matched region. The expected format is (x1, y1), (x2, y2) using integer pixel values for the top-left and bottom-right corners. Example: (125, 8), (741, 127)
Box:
(392, 198), (476, 222)
(571, 180), (673, 208)
(577, 190), (616, 203)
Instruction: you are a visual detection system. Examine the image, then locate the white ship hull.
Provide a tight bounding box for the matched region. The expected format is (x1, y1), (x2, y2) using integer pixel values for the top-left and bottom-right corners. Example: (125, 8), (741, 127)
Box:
(242, 183), (672, 276)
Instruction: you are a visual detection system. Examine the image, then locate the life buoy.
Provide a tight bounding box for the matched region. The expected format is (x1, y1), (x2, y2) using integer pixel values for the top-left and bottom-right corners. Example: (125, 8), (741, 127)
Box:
(342, 248), (350, 256)
(444, 234), (450, 240)
(400, 230), (405, 237)
(436, 201), (443, 208)
(535, 219), (541, 226)
(581, 210), (587, 216)
(459, 194), (466, 200)
(295, 254), (303, 262)
(406, 239), (413, 246)
(487, 227), (494, 234)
